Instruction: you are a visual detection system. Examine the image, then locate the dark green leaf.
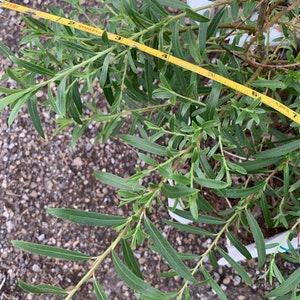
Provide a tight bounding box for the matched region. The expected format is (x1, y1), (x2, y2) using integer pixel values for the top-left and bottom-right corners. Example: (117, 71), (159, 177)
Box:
(254, 139), (300, 159)
(265, 268), (300, 297)
(93, 279), (109, 300)
(120, 134), (178, 157)
(201, 267), (227, 300)
(217, 247), (253, 286)
(163, 219), (214, 236)
(11, 57), (55, 76)
(144, 217), (197, 283)
(100, 54), (110, 88)
(225, 231), (252, 260)
(207, 6), (226, 39)
(12, 240), (91, 261)
(172, 209), (226, 225)
(18, 279), (68, 295)
(46, 208), (127, 227)
(185, 8), (210, 23)
(161, 183), (198, 198)
(60, 40), (95, 56)
(224, 180), (266, 198)
(28, 96), (45, 138)
(194, 177), (228, 189)
(238, 157), (281, 173)
(245, 211), (266, 269)
(112, 252), (172, 299)
(252, 79), (286, 90)
(122, 239), (144, 280)
(94, 170), (145, 191)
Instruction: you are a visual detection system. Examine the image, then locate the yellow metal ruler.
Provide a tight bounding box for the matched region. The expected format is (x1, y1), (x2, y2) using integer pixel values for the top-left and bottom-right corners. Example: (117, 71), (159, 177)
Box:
(1, 0), (300, 124)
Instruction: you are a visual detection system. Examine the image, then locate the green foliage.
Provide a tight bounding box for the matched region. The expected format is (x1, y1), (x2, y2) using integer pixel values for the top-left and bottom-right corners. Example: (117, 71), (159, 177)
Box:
(1, 0), (300, 299)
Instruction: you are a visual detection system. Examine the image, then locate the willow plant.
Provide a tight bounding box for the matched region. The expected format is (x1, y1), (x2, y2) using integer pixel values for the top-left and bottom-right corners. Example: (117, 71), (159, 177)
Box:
(1, 0), (300, 299)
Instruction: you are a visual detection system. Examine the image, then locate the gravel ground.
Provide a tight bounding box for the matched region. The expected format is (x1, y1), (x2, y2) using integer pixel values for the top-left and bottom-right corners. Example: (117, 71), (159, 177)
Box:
(0, 1), (298, 300)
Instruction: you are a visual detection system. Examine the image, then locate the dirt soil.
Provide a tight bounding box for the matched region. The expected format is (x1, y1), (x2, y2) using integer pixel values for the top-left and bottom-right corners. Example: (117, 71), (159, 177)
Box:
(0, 1), (297, 300)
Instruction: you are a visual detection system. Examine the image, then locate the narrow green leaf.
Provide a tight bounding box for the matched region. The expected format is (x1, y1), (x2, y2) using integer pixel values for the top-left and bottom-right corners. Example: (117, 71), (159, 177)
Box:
(12, 240), (91, 261)
(18, 279), (68, 295)
(245, 211), (266, 269)
(265, 268), (300, 297)
(205, 82), (222, 120)
(0, 90), (29, 110)
(60, 40), (95, 56)
(93, 279), (109, 300)
(207, 6), (226, 39)
(163, 219), (214, 236)
(8, 93), (30, 126)
(172, 209), (226, 225)
(161, 183), (198, 198)
(225, 231), (252, 260)
(28, 96), (45, 138)
(254, 139), (300, 159)
(100, 54), (110, 88)
(112, 252), (171, 299)
(138, 153), (159, 166)
(185, 8), (210, 23)
(120, 134), (178, 156)
(238, 157), (281, 173)
(10, 57), (55, 76)
(144, 217), (197, 283)
(224, 180), (266, 198)
(94, 170), (145, 191)
(217, 247), (253, 286)
(46, 208), (127, 227)
(201, 267), (227, 300)
(0, 41), (15, 58)
(194, 177), (228, 189)
(121, 239), (144, 280)
(252, 79), (286, 90)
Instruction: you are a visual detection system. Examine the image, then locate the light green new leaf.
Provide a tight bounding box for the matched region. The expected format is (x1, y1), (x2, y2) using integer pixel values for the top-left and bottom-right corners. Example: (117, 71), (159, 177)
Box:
(217, 247), (253, 286)
(12, 240), (92, 261)
(18, 279), (68, 295)
(265, 267), (300, 297)
(245, 211), (266, 269)
(94, 170), (145, 191)
(0, 90), (30, 110)
(161, 183), (198, 199)
(28, 96), (45, 138)
(46, 208), (127, 227)
(11, 57), (55, 76)
(93, 279), (109, 300)
(120, 134), (178, 157)
(201, 267), (227, 300)
(144, 217), (197, 283)
(0, 41), (15, 58)
(112, 252), (172, 299)
(122, 239), (144, 280)
(8, 93), (30, 126)
(254, 139), (300, 159)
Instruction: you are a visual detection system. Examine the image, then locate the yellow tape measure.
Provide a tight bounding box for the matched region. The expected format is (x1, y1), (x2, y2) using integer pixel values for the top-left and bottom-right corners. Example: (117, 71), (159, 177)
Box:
(1, 0), (300, 124)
